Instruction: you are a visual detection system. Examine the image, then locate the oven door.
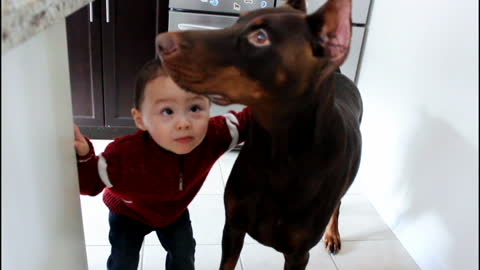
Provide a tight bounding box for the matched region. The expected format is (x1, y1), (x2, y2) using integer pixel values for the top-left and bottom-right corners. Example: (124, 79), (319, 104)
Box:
(169, 0), (275, 14)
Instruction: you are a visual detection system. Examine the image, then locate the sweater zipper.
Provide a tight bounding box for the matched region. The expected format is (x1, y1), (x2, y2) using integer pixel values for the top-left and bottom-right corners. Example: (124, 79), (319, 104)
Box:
(179, 172), (184, 191)
(178, 156), (184, 191)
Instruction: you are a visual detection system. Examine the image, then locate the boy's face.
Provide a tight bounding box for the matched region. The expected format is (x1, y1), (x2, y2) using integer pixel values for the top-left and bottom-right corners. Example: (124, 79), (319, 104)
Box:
(132, 76), (211, 154)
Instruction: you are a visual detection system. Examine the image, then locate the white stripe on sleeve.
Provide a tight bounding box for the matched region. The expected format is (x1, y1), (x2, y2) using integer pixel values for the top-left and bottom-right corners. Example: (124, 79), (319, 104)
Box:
(224, 113), (240, 151)
(97, 154), (113, 188)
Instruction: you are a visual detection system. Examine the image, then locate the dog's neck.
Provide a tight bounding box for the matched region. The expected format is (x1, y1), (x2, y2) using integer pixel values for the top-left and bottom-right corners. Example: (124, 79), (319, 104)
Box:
(250, 71), (336, 133)
(249, 73), (337, 160)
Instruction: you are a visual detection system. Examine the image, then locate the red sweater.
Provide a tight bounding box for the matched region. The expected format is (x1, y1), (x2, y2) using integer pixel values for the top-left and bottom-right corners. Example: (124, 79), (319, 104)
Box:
(77, 108), (251, 227)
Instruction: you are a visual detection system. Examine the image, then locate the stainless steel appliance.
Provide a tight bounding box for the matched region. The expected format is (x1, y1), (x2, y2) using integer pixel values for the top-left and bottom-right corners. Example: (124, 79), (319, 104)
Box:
(168, 0), (371, 116)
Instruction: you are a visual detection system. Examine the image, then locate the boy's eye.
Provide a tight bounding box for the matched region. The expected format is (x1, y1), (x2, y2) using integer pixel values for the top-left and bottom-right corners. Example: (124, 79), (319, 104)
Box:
(162, 108), (174, 115)
(191, 105), (202, 113)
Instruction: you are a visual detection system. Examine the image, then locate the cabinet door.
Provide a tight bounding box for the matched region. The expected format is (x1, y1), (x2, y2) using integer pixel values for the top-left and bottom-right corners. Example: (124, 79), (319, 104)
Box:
(101, 0), (168, 128)
(66, 1), (104, 127)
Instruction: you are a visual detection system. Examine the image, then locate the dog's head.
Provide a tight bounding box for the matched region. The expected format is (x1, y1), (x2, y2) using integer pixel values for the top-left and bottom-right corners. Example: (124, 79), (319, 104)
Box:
(156, 0), (351, 107)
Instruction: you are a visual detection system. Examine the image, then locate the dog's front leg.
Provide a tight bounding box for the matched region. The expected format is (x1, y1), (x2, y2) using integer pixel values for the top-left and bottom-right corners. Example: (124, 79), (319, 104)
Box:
(219, 222), (246, 270)
(324, 201), (342, 254)
(284, 251), (310, 270)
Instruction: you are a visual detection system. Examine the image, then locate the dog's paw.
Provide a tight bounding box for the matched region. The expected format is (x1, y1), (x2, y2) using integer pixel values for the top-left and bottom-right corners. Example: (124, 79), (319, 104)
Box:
(324, 233), (342, 255)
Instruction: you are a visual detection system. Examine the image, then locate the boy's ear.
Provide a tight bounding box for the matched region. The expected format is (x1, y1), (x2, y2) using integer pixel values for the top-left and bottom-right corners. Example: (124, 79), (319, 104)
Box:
(131, 108), (147, 131)
(307, 0), (352, 66)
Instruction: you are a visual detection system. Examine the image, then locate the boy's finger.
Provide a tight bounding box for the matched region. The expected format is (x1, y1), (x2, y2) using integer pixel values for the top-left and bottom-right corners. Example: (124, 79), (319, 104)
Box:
(74, 125), (84, 140)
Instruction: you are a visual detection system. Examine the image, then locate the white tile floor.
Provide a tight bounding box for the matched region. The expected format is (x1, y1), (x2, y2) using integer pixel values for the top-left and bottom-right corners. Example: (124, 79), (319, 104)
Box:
(81, 140), (420, 270)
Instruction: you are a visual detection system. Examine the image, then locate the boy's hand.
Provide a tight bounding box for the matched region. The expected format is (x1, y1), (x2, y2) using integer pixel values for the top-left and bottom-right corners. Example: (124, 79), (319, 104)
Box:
(74, 124), (90, 156)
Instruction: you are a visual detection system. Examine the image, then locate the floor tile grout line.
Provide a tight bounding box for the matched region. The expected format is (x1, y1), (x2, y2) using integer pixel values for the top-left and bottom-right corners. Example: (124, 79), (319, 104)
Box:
(194, 194), (224, 198)
(138, 244), (145, 270)
(143, 243), (230, 247)
(217, 159), (227, 188)
(329, 253), (340, 270)
(341, 239), (399, 242)
(239, 256), (245, 270)
(239, 238), (398, 246)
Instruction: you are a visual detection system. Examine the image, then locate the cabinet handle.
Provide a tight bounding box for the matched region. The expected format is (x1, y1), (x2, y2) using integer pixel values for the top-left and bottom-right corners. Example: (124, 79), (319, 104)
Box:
(106, 0), (110, 23)
(89, 2), (93, 22)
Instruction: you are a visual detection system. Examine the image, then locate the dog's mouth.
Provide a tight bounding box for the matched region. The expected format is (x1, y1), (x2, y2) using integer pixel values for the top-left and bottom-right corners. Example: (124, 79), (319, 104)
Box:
(170, 75), (234, 106)
(161, 59), (235, 106)
(207, 94), (232, 106)
(168, 74), (233, 106)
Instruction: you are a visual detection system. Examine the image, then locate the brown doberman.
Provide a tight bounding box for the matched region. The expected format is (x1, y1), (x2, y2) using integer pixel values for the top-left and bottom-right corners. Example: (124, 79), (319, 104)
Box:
(156, 0), (362, 269)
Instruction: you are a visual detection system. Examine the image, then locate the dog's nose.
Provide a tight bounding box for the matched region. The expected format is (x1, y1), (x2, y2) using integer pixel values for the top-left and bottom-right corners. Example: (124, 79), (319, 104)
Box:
(156, 33), (178, 57)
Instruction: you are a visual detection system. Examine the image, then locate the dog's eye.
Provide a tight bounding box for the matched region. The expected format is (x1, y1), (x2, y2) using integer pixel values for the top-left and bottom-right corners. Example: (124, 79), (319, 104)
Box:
(248, 29), (270, 47)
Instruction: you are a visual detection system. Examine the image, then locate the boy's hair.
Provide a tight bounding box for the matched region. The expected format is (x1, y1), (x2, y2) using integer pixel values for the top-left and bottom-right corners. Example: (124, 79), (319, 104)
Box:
(134, 58), (167, 109)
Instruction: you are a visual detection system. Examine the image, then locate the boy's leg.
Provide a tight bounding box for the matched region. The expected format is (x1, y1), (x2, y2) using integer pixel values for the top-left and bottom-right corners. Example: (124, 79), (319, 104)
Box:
(156, 209), (196, 270)
(107, 211), (152, 270)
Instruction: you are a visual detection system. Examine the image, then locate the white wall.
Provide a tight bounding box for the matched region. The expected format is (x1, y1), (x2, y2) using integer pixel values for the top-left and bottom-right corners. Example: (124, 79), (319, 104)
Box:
(1, 21), (88, 269)
(356, 0), (478, 270)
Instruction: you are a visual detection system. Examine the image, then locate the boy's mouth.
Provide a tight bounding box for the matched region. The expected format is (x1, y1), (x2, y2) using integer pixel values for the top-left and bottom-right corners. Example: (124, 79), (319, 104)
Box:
(175, 136), (194, 143)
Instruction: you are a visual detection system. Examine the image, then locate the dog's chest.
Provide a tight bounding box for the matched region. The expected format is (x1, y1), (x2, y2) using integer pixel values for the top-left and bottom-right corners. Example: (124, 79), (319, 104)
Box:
(233, 146), (329, 205)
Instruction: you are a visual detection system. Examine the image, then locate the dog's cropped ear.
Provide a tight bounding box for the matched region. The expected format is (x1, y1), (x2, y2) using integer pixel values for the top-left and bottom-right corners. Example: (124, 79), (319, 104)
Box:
(307, 0), (352, 65)
(281, 0), (307, 12)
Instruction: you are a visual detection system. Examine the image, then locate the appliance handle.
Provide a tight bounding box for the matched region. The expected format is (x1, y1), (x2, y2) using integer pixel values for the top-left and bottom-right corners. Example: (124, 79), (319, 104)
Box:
(106, 0), (110, 23)
(89, 2), (93, 22)
(177, 23), (221, 31)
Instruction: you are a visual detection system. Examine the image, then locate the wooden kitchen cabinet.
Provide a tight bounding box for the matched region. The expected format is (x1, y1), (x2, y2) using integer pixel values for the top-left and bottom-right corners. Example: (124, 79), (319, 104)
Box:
(66, 0), (169, 138)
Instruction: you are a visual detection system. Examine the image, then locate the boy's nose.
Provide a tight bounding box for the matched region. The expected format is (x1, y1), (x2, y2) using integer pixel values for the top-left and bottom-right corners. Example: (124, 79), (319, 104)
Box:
(176, 119), (191, 130)
(156, 33), (178, 57)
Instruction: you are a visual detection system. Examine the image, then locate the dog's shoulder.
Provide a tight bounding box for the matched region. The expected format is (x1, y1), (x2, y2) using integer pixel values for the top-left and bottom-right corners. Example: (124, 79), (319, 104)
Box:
(331, 72), (363, 123)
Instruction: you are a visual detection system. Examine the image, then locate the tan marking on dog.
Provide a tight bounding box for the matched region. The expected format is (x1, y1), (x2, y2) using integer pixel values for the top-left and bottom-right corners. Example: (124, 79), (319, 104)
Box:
(195, 66), (268, 105)
(253, 18), (266, 26)
(223, 259), (240, 270)
(276, 71), (287, 85)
